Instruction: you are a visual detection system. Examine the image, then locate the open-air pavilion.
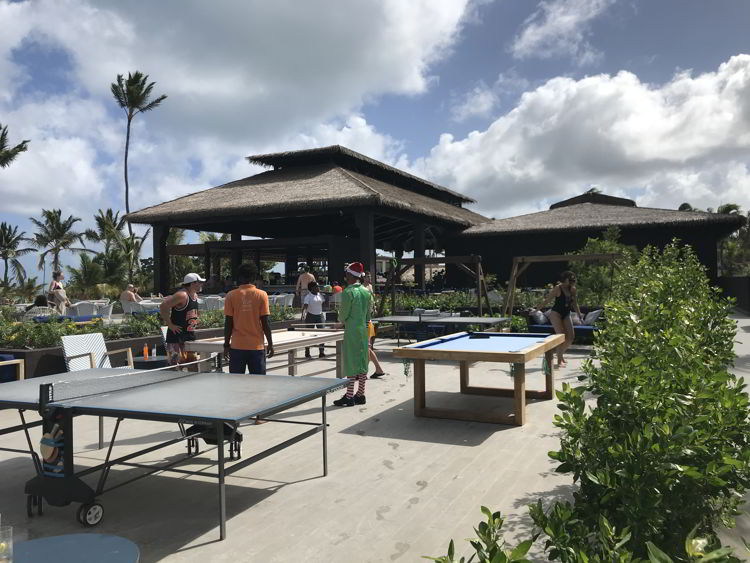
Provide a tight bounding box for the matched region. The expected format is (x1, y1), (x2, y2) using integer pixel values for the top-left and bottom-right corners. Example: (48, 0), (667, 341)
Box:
(126, 145), (490, 294)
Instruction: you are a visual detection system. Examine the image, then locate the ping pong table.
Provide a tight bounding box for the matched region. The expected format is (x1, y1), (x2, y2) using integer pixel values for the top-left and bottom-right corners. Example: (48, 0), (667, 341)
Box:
(0, 367), (346, 540)
(372, 313), (510, 345)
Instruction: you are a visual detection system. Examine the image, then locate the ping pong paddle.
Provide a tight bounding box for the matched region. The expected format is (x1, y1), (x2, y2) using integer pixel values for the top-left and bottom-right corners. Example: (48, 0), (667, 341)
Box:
(40, 423), (62, 463)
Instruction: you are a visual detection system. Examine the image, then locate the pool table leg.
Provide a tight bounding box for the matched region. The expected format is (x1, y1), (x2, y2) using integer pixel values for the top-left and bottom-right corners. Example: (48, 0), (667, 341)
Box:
(513, 362), (526, 426)
(414, 359), (426, 415)
(459, 360), (469, 393)
(544, 350), (555, 399)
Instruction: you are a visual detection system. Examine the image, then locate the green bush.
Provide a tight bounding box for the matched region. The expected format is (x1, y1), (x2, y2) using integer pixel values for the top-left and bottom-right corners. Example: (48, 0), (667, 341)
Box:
(534, 242), (750, 559)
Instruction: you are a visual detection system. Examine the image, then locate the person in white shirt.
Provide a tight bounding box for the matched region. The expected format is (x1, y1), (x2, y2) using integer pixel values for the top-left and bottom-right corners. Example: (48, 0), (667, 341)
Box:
(301, 281), (326, 358)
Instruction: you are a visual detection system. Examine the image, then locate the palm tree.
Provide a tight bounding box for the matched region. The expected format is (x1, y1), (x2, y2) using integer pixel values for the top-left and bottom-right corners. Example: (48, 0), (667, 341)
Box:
(67, 254), (104, 297)
(0, 123), (30, 168)
(0, 222), (34, 286)
(16, 276), (43, 302)
(678, 202), (694, 212)
(85, 208), (126, 252)
(111, 71), (167, 235)
(93, 247), (128, 286)
(117, 229), (150, 283)
(30, 209), (89, 274)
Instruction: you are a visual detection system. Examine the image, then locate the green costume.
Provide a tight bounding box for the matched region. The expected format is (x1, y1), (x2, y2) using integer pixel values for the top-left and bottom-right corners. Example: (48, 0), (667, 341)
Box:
(339, 281), (372, 377)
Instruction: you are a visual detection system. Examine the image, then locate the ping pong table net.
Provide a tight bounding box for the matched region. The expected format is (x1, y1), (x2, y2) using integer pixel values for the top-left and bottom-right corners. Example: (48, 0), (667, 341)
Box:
(38, 367), (195, 413)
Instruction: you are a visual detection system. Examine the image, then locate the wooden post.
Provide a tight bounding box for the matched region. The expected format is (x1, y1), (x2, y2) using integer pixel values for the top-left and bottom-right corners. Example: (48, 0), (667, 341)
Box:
(475, 258), (482, 316)
(504, 259), (520, 317)
(230, 233), (242, 283)
(356, 211), (376, 282)
(413, 222), (425, 290)
(152, 224), (169, 295)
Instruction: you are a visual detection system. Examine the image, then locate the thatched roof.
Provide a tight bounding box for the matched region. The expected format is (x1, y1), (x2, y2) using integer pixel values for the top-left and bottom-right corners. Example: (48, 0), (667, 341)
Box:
(127, 162), (489, 228)
(247, 145), (474, 205)
(461, 202), (746, 237)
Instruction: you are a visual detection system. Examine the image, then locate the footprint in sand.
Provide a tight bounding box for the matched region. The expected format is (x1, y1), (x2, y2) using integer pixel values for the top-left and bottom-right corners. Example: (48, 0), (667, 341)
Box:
(416, 480), (428, 491)
(387, 442), (399, 450)
(407, 497), (419, 508)
(376, 505), (391, 520)
(390, 542), (410, 560)
(383, 459), (395, 470)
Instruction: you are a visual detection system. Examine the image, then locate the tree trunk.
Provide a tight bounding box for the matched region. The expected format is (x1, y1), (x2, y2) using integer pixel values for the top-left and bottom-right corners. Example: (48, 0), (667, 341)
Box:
(3, 257), (8, 286)
(124, 115), (133, 237)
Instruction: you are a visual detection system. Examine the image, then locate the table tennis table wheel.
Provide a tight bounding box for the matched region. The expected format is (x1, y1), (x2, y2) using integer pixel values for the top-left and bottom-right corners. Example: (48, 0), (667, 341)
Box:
(77, 502), (103, 527)
(26, 494), (42, 517)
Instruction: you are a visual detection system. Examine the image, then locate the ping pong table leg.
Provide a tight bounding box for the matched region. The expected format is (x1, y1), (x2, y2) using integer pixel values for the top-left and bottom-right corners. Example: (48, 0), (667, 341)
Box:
(322, 395), (328, 476)
(98, 417), (104, 449)
(288, 349), (297, 376)
(216, 421), (226, 540)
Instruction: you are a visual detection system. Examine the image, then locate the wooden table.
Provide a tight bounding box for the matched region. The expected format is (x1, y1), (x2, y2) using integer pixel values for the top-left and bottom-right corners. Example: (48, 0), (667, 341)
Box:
(392, 331), (565, 425)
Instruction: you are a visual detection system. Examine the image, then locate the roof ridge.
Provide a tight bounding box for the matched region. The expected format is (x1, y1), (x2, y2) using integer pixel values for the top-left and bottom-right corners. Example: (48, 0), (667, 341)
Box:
(337, 167), (383, 200)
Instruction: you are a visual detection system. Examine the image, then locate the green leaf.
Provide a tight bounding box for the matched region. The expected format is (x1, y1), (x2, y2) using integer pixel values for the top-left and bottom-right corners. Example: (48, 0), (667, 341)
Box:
(646, 542), (673, 563)
(509, 540), (532, 560)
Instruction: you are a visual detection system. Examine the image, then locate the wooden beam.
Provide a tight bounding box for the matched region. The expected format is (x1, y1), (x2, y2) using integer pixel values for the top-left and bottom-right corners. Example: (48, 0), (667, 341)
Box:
(516, 253), (620, 264)
(399, 255), (481, 266)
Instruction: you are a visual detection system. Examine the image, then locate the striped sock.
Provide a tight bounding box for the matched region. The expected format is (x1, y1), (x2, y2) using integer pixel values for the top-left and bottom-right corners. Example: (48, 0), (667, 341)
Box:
(345, 377), (356, 398)
(355, 373), (366, 396)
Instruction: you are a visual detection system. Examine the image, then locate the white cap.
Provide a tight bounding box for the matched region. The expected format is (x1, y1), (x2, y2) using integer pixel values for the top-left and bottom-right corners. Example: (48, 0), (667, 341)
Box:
(182, 273), (206, 284)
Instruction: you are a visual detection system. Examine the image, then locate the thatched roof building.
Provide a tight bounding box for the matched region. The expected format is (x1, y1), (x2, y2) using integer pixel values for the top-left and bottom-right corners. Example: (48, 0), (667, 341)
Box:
(446, 192), (745, 285)
(127, 145), (490, 292)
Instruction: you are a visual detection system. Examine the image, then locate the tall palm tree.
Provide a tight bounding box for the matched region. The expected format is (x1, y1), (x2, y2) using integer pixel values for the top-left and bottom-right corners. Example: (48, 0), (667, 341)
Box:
(30, 209), (89, 274)
(85, 208), (126, 252)
(16, 276), (43, 302)
(0, 222), (34, 286)
(111, 71), (167, 235)
(67, 254), (104, 297)
(0, 123), (30, 168)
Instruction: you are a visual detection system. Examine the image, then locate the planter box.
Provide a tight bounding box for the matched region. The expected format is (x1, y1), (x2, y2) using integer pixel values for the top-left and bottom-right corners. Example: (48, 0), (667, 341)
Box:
(0, 321), (295, 379)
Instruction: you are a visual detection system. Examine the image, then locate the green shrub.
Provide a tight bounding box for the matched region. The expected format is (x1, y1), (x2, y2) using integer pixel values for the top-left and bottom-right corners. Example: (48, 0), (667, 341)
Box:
(534, 242), (750, 559)
(568, 227), (638, 308)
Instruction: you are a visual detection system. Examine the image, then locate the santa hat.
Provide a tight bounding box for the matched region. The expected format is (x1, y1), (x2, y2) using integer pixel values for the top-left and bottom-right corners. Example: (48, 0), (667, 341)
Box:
(345, 262), (365, 278)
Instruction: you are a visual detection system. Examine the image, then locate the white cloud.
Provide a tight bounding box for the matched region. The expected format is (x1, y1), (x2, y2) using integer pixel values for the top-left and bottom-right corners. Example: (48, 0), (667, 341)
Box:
(0, 0), (475, 240)
(451, 82), (498, 122)
(450, 71), (531, 122)
(510, 0), (615, 66)
(412, 55), (750, 218)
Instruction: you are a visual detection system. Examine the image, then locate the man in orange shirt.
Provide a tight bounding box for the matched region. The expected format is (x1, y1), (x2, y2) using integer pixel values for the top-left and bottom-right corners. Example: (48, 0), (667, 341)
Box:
(224, 262), (274, 374)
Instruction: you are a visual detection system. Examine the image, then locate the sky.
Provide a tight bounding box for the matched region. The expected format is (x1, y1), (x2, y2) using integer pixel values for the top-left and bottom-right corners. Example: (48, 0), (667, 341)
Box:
(1, 0), (749, 281)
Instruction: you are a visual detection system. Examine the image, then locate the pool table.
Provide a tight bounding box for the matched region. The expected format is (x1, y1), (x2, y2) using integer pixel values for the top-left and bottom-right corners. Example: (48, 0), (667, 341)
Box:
(392, 331), (565, 426)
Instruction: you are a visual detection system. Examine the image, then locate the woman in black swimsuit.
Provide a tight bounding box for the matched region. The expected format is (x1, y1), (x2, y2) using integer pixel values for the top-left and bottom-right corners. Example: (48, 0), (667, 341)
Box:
(534, 270), (582, 367)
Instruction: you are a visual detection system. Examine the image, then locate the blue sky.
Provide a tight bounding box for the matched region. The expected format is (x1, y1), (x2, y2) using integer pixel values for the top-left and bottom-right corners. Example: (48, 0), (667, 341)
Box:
(1, 0), (749, 283)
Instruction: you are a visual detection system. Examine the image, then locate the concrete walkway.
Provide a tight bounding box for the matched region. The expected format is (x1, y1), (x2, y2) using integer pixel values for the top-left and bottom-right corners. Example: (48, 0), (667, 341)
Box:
(1, 315), (748, 562)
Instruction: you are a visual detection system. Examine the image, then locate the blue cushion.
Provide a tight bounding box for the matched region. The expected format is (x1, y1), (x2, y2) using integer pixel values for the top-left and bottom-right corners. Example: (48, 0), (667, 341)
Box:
(0, 353), (17, 383)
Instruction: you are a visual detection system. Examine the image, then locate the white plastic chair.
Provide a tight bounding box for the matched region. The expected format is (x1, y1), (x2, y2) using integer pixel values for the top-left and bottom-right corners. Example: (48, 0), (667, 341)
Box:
(97, 302), (114, 320)
(283, 293), (295, 308)
(72, 301), (98, 316)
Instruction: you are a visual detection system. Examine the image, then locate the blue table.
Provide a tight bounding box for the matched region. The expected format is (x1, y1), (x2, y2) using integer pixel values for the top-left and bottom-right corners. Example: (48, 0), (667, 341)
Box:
(392, 332), (564, 425)
(15, 533), (139, 562)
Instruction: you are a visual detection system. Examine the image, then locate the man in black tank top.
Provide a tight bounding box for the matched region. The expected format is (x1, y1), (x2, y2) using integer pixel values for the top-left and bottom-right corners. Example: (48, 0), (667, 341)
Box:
(160, 273), (205, 367)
